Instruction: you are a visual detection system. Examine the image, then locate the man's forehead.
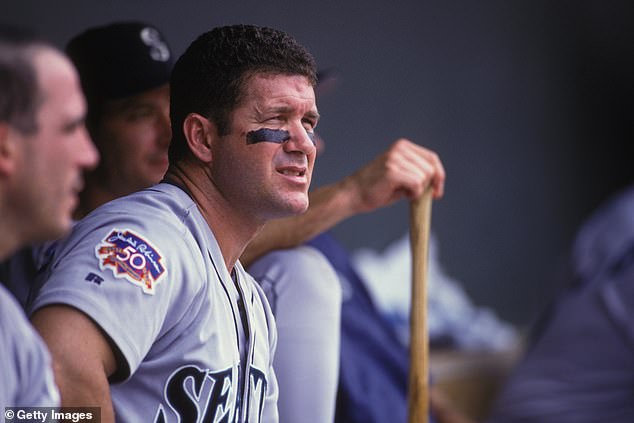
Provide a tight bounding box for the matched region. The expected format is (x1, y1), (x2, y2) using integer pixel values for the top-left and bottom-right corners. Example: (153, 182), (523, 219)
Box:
(244, 73), (316, 102)
(33, 49), (86, 120)
(34, 47), (75, 86)
(103, 84), (169, 113)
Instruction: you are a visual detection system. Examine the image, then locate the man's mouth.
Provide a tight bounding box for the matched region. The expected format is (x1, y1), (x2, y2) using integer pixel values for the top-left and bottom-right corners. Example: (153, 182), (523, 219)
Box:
(278, 168), (306, 177)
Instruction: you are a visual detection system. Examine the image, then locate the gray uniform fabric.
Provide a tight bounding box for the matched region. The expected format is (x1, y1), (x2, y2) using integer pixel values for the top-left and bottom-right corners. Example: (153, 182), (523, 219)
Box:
(30, 183), (279, 423)
(0, 284), (59, 409)
(248, 246), (342, 423)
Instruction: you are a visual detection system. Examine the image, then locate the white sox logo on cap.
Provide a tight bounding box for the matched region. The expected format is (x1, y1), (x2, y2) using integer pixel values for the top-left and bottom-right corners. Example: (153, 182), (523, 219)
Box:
(140, 27), (170, 62)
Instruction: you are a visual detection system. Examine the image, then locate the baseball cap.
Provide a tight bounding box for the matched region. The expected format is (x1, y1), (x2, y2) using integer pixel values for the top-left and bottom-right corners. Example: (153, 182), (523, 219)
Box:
(66, 21), (173, 104)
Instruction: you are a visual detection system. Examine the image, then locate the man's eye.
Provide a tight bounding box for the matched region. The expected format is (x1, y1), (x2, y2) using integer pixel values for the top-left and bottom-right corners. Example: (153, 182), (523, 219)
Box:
(62, 123), (80, 134)
(126, 108), (153, 121)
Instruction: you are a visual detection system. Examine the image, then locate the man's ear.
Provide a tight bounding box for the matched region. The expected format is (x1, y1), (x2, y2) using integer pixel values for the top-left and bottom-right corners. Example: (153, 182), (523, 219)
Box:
(0, 123), (16, 176)
(182, 113), (215, 163)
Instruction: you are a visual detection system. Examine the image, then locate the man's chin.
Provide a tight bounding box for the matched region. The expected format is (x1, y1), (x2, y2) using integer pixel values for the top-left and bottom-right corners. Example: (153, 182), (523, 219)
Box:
(287, 198), (309, 215)
(268, 198), (309, 220)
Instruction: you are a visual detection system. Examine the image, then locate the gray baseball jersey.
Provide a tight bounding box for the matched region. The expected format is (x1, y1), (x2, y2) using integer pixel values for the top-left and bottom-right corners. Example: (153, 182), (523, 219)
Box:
(30, 182), (278, 423)
(0, 284), (60, 408)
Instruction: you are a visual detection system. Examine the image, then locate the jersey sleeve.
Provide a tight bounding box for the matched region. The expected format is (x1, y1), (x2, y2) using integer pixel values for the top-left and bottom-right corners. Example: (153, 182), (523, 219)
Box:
(29, 210), (204, 380)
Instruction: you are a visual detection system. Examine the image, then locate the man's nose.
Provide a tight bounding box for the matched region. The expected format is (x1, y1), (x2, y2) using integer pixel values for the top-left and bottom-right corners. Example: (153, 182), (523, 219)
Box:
(283, 123), (316, 156)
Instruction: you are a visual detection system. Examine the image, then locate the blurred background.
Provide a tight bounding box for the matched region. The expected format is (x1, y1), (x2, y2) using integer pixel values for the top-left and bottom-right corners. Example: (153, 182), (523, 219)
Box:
(5, 0), (632, 328)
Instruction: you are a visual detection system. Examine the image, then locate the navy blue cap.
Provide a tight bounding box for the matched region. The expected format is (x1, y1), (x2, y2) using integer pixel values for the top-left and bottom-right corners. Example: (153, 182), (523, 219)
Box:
(66, 21), (173, 103)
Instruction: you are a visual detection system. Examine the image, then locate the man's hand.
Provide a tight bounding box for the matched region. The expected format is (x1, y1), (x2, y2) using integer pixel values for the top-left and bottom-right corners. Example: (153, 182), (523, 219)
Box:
(343, 138), (445, 214)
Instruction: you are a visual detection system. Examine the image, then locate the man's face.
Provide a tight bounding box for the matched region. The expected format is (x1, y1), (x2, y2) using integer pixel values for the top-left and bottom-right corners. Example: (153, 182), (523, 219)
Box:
(211, 73), (318, 222)
(13, 48), (99, 241)
(94, 84), (171, 196)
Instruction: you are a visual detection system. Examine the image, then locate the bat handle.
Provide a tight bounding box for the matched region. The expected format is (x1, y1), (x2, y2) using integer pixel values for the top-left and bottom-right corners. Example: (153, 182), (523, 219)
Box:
(408, 187), (433, 423)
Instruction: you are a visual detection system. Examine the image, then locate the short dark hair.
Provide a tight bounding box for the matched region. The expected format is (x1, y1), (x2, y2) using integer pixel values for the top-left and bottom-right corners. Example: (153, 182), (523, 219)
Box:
(0, 24), (52, 134)
(168, 24), (317, 163)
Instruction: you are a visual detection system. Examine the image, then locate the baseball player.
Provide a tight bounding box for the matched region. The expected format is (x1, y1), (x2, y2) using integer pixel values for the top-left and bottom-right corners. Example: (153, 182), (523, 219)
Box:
(1, 21), (173, 309)
(243, 73), (445, 423)
(0, 25), (98, 408)
(29, 24), (318, 423)
(66, 21), (172, 219)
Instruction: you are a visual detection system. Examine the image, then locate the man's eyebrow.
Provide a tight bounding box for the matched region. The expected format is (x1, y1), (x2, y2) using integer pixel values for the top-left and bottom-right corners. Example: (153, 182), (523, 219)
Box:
(264, 105), (320, 118)
(62, 115), (86, 131)
(304, 110), (320, 122)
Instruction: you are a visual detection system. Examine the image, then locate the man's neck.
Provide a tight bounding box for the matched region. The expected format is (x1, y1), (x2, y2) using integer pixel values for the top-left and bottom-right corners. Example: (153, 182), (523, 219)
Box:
(164, 163), (262, 272)
(0, 218), (37, 261)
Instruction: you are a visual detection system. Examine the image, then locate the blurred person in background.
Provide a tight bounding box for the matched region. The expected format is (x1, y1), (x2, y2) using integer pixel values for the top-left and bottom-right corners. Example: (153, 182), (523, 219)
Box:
(0, 23), (98, 409)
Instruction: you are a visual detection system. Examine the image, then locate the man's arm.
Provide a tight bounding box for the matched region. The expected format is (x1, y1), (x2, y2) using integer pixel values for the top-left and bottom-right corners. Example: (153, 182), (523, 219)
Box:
(242, 138), (445, 265)
(31, 305), (117, 422)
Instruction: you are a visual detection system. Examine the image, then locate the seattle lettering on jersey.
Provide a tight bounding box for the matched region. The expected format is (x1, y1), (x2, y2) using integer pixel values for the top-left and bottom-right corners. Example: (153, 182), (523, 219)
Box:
(95, 228), (166, 294)
(153, 364), (268, 423)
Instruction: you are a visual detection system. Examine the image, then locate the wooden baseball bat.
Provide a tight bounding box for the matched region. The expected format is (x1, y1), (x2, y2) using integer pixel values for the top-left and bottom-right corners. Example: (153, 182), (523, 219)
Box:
(408, 186), (433, 423)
